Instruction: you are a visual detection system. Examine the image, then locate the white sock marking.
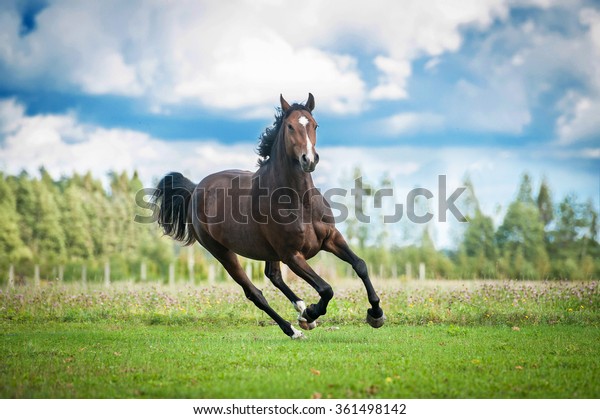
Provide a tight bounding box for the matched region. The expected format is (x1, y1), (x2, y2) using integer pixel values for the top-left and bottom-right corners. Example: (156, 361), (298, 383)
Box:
(293, 300), (307, 314)
(294, 300), (316, 329)
(290, 326), (305, 339)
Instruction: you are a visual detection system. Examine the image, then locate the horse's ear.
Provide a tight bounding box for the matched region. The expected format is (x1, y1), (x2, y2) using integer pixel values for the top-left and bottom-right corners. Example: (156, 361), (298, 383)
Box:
(306, 93), (315, 112)
(280, 94), (291, 112)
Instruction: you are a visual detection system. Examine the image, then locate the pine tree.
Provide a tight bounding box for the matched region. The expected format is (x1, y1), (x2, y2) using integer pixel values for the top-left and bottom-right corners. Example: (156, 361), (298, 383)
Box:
(344, 166), (372, 249)
(516, 173), (535, 205)
(496, 175), (547, 279)
(537, 177), (553, 228)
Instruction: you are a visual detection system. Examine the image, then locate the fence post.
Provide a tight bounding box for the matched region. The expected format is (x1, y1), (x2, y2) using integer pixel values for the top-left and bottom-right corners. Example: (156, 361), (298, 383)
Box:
(419, 262), (426, 280)
(169, 263), (175, 287)
(34, 264), (40, 287)
(208, 264), (216, 284)
(188, 246), (195, 284)
(140, 261), (147, 282)
(245, 261), (252, 282)
(104, 262), (110, 288)
(81, 265), (87, 287)
(406, 263), (412, 280)
(391, 264), (397, 280)
(8, 264), (14, 288)
(58, 265), (64, 282)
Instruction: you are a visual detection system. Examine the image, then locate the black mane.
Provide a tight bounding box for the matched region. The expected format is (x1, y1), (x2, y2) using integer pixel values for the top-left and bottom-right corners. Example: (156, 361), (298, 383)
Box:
(256, 103), (311, 166)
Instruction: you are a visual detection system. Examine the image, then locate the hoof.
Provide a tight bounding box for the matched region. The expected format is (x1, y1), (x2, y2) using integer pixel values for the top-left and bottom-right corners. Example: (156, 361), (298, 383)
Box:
(298, 310), (317, 330)
(366, 310), (386, 328)
(290, 326), (306, 340)
(298, 318), (317, 330)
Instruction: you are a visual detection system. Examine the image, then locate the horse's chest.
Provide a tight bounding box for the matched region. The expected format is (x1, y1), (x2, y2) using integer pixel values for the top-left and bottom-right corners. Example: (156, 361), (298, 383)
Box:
(267, 221), (320, 258)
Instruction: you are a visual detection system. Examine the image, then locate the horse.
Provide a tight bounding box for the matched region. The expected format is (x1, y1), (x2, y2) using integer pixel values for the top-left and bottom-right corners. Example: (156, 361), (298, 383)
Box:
(153, 93), (385, 339)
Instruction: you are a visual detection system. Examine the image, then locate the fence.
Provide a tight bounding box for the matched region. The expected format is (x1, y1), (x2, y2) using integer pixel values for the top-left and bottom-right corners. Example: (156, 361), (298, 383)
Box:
(5, 260), (427, 288)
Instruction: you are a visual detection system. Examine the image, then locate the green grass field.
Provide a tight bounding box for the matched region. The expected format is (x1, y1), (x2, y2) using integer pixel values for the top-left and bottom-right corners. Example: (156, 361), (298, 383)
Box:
(1, 279), (599, 398)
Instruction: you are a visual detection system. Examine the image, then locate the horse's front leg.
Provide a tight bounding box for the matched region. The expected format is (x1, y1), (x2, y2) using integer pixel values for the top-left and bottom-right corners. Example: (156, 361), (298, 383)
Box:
(323, 229), (385, 328)
(283, 252), (333, 330)
(264, 261), (312, 328)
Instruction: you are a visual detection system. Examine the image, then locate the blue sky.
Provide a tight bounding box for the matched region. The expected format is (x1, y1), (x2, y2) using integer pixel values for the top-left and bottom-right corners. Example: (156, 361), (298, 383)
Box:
(0, 0), (598, 247)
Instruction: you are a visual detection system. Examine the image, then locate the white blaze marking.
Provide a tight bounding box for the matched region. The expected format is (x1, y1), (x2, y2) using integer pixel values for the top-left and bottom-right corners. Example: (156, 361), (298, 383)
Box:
(298, 116), (309, 127)
(298, 116), (315, 162)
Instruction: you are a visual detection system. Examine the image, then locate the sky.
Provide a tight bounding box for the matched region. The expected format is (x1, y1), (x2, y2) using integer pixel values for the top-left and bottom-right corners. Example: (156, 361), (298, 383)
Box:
(0, 0), (598, 248)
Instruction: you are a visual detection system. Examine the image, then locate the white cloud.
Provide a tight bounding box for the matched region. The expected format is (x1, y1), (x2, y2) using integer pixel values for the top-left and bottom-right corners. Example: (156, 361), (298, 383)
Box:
(556, 91), (600, 144)
(445, 78), (532, 134)
(416, 3), (600, 138)
(424, 57), (442, 72)
(581, 148), (600, 158)
(369, 56), (411, 101)
(0, 0), (508, 116)
(554, 8), (600, 144)
(0, 98), (256, 184)
(0, 98), (24, 133)
(171, 34), (366, 116)
(382, 112), (445, 136)
(3, 0), (597, 141)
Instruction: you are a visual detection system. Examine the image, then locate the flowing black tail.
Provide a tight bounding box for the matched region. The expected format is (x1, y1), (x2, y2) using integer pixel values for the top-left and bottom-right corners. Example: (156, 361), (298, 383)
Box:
(153, 172), (197, 246)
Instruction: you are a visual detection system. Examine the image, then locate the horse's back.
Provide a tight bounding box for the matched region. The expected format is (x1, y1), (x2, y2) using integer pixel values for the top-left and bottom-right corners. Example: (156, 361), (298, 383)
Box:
(198, 169), (254, 189)
(192, 169), (280, 260)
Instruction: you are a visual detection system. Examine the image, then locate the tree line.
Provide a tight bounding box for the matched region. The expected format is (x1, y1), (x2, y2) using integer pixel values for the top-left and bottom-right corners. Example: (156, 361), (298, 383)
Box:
(0, 169), (598, 283)
(339, 169), (598, 280)
(0, 169), (178, 283)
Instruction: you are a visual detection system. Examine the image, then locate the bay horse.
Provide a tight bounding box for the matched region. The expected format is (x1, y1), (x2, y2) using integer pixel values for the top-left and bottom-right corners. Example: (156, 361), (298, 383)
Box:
(153, 93), (385, 339)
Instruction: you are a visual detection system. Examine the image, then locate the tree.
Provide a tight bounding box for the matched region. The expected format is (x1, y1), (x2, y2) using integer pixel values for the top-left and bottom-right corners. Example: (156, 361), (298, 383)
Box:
(537, 177), (553, 228)
(0, 174), (32, 273)
(546, 194), (599, 279)
(516, 172), (535, 205)
(550, 194), (586, 251)
(60, 183), (94, 260)
(463, 213), (496, 260)
(496, 175), (548, 279)
(458, 176), (497, 278)
(12, 171), (37, 248)
(344, 166), (372, 249)
(584, 199), (598, 243)
(31, 177), (67, 273)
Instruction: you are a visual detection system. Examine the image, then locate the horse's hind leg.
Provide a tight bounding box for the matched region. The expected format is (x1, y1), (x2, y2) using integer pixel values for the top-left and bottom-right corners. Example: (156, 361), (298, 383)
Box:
(323, 229), (385, 328)
(197, 234), (304, 339)
(265, 261), (315, 330)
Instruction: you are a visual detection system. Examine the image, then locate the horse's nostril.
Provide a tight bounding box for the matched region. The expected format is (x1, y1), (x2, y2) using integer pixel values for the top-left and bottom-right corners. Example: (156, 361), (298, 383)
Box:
(314, 153), (320, 163)
(301, 154), (308, 164)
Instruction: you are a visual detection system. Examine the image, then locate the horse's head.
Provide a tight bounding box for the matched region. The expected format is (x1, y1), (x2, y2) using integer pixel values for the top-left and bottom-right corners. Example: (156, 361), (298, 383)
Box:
(280, 93), (319, 173)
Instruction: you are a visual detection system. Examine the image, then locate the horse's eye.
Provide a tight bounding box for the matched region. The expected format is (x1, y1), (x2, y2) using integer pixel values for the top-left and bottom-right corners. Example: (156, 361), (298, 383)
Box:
(315, 124), (319, 130)
(288, 124), (294, 131)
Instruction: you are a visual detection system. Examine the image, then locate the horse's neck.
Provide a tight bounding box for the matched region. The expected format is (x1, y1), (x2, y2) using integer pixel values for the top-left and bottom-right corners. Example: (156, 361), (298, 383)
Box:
(263, 133), (316, 194)
(263, 159), (315, 193)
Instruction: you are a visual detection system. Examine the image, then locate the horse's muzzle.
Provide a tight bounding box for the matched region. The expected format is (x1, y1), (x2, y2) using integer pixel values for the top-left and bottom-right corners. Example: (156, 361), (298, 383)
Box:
(300, 153), (319, 172)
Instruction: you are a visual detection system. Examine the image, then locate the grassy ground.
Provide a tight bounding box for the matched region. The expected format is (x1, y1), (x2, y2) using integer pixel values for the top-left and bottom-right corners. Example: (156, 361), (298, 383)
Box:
(1, 279), (599, 398)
